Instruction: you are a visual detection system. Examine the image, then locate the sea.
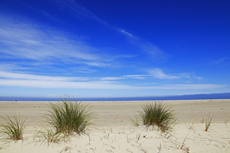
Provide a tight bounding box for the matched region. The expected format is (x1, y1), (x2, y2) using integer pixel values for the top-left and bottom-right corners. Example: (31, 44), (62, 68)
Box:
(0, 93), (230, 101)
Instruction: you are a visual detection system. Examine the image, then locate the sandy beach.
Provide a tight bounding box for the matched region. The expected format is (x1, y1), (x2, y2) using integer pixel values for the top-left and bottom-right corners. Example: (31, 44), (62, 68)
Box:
(0, 99), (230, 153)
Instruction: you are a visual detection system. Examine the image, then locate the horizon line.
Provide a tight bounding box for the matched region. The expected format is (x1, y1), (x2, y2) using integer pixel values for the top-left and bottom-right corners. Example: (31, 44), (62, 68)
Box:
(1, 93), (230, 101)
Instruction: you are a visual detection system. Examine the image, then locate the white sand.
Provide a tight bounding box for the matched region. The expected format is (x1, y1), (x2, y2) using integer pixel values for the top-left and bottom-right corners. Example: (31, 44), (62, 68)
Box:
(0, 99), (230, 153)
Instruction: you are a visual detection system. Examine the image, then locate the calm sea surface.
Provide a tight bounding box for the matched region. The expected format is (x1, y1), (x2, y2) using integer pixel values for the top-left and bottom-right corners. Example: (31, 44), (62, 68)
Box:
(1, 93), (230, 101)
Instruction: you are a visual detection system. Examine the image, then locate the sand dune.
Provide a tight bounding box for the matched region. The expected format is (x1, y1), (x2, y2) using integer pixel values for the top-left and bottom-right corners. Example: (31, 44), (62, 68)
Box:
(0, 99), (230, 152)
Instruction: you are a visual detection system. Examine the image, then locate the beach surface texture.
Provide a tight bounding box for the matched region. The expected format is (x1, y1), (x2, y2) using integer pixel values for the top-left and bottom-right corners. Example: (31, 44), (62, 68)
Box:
(0, 99), (230, 153)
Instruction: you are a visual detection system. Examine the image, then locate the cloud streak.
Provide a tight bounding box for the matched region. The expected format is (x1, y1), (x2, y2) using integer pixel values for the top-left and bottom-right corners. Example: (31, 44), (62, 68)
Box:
(54, 0), (110, 27)
(210, 57), (229, 65)
(0, 71), (223, 90)
(120, 29), (134, 37)
(147, 68), (198, 79)
(100, 75), (148, 81)
(0, 78), (224, 90)
(0, 15), (137, 70)
(52, 0), (168, 60)
(0, 71), (87, 81)
(0, 17), (98, 62)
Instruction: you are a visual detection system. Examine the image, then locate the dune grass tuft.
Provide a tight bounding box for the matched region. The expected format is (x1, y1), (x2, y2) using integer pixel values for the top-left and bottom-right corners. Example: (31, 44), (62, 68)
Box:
(45, 98), (93, 136)
(136, 102), (175, 132)
(0, 115), (27, 140)
(204, 114), (212, 131)
(34, 128), (66, 145)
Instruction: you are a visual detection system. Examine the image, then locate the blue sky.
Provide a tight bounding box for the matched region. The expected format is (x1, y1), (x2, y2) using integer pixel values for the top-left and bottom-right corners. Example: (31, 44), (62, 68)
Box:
(0, 0), (229, 98)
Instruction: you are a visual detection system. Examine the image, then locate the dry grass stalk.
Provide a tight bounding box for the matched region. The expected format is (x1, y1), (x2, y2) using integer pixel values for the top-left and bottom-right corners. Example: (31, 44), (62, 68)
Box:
(0, 115), (27, 140)
(134, 102), (175, 132)
(46, 97), (93, 136)
(205, 114), (212, 131)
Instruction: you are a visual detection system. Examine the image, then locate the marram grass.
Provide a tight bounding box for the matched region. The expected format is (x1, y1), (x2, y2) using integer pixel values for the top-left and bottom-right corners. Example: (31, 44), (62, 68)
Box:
(0, 115), (27, 140)
(34, 128), (67, 145)
(46, 98), (93, 136)
(134, 102), (175, 132)
(204, 114), (212, 131)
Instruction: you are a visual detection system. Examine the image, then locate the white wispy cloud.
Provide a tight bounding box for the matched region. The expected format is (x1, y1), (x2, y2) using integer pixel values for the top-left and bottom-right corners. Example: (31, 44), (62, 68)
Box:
(0, 71), (132, 89)
(0, 78), (224, 90)
(83, 61), (111, 67)
(0, 13), (141, 71)
(100, 75), (148, 81)
(0, 71), (148, 82)
(0, 71), (219, 90)
(0, 79), (133, 89)
(210, 57), (229, 65)
(139, 42), (170, 60)
(54, 0), (135, 40)
(148, 68), (201, 80)
(148, 68), (179, 79)
(52, 0), (168, 60)
(0, 71), (88, 81)
(0, 15), (125, 69)
(0, 18), (93, 59)
(54, 0), (109, 27)
(120, 29), (134, 37)
(145, 84), (226, 90)
(100, 77), (124, 81)
(123, 75), (148, 80)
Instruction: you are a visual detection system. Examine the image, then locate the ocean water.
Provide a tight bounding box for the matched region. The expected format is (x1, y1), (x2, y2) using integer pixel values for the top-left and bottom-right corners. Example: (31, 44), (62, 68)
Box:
(1, 93), (230, 101)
